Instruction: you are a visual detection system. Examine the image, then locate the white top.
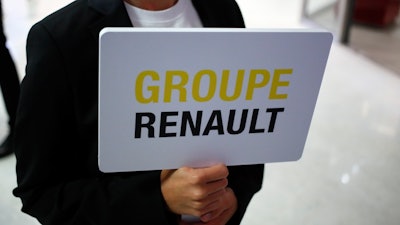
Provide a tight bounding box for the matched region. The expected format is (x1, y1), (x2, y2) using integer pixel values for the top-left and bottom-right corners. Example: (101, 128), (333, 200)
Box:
(123, 0), (203, 27)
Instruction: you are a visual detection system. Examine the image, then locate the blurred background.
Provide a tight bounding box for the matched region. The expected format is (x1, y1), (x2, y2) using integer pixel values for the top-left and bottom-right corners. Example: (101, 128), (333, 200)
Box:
(0, 0), (399, 224)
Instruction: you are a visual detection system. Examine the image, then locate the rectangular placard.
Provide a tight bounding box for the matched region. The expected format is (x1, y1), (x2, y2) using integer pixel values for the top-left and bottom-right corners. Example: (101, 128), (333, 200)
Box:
(98, 28), (333, 172)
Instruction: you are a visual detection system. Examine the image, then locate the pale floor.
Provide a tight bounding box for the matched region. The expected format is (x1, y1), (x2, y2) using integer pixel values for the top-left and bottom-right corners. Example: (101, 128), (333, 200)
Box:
(0, 0), (399, 224)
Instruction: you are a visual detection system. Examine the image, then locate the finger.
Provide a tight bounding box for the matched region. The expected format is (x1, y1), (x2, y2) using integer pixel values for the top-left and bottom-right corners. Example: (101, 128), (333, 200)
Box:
(184, 189), (224, 219)
(201, 188), (237, 223)
(202, 187), (228, 209)
(200, 207), (236, 225)
(203, 177), (228, 195)
(192, 164), (229, 184)
(191, 179), (228, 205)
(200, 202), (225, 223)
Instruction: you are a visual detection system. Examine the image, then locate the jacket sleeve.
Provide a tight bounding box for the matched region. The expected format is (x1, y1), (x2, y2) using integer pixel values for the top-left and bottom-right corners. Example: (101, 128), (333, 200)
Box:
(13, 22), (178, 225)
(227, 164), (264, 225)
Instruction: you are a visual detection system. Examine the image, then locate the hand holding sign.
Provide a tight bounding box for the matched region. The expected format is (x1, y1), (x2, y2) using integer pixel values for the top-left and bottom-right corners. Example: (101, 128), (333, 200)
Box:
(179, 188), (237, 225)
(161, 164), (237, 223)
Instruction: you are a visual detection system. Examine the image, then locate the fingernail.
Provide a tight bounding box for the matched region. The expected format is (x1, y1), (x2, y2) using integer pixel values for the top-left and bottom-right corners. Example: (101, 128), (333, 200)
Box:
(201, 213), (212, 222)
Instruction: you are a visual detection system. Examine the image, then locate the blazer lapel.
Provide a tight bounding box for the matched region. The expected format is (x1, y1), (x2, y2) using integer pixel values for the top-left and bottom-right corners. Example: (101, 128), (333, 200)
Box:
(191, 0), (214, 27)
(191, 0), (245, 28)
(88, 0), (133, 39)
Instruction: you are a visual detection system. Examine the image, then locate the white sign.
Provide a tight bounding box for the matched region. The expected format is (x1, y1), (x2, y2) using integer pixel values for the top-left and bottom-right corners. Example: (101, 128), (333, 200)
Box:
(98, 28), (333, 172)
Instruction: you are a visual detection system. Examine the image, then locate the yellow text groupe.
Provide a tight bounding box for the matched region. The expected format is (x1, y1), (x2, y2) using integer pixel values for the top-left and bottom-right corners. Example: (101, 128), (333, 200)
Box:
(134, 68), (293, 103)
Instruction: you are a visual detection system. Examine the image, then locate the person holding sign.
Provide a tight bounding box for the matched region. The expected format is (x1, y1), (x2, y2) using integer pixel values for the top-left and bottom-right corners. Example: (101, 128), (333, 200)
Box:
(13, 0), (264, 224)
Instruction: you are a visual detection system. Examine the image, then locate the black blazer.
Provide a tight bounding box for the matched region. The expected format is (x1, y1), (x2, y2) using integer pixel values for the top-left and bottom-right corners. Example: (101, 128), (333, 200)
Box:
(13, 0), (264, 224)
